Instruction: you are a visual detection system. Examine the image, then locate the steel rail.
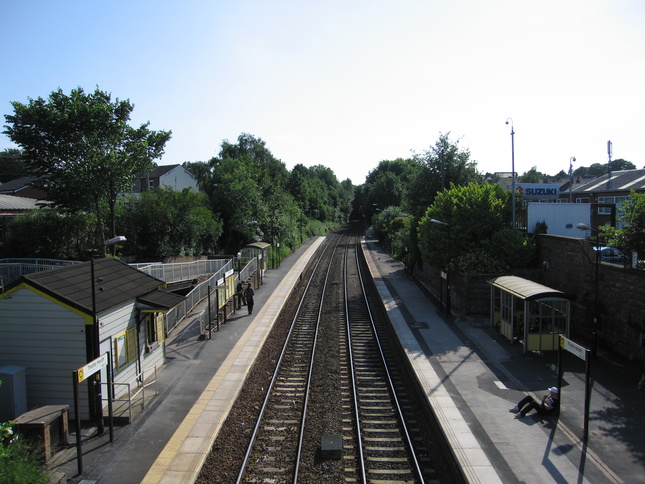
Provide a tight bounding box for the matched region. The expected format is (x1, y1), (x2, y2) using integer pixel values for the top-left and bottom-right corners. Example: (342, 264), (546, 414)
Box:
(235, 234), (341, 484)
(353, 237), (426, 483)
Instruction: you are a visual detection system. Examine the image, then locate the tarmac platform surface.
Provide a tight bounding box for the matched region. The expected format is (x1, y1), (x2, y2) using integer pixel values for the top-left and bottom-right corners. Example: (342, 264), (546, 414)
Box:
(50, 235), (645, 483)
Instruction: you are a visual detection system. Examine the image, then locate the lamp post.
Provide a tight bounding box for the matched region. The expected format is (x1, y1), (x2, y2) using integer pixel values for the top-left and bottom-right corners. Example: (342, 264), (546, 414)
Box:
(270, 213), (284, 269)
(569, 157), (576, 203)
(505, 118), (516, 229)
(430, 218), (451, 316)
(576, 223), (599, 358)
(90, 235), (126, 434)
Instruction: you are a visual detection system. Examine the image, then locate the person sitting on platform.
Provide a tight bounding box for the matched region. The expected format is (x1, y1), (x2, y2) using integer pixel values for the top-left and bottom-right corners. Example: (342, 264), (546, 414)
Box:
(510, 387), (559, 418)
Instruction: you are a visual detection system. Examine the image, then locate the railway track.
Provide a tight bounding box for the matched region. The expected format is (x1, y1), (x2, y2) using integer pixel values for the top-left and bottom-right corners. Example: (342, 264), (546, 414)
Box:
(199, 226), (460, 484)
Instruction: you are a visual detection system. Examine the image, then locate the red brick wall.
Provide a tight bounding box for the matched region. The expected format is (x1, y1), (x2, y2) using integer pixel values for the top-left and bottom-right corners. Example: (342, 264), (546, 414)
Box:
(537, 234), (645, 364)
(414, 235), (645, 365)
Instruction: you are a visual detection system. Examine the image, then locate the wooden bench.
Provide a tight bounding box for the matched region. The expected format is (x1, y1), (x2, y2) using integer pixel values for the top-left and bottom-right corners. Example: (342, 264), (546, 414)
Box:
(14, 405), (70, 461)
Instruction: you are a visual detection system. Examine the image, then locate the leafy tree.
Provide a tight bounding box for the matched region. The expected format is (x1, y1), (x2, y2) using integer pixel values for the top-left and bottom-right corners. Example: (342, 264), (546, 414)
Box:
(610, 158), (636, 171)
(407, 133), (480, 218)
(200, 134), (293, 252)
(574, 159), (636, 178)
(371, 207), (411, 257)
(519, 166), (543, 183)
(418, 182), (534, 272)
(3, 87), (171, 254)
(117, 187), (222, 259)
(4, 209), (95, 259)
(600, 190), (645, 266)
(0, 148), (33, 183)
(360, 159), (414, 219)
(182, 160), (211, 188)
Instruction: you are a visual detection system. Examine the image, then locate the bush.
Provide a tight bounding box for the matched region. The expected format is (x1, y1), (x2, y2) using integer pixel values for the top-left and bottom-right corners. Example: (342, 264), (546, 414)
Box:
(0, 434), (51, 484)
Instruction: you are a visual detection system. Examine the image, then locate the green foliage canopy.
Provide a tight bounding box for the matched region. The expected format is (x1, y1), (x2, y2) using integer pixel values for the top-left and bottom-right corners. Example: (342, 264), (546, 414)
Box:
(418, 182), (535, 272)
(600, 190), (645, 264)
(118, 187), (223, 259)
(3, 87), (171, 251)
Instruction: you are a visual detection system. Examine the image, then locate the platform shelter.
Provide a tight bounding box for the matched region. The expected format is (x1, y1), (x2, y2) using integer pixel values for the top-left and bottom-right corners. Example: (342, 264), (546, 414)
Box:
(241, 242), (270, 274)
(488, 275), (571, 353)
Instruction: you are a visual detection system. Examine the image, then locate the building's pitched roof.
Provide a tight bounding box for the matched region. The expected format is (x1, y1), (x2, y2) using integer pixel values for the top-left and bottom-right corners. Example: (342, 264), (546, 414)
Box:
(572, 168), (645, 194)
(19, 258), (183, 315)
(0, 194), (42, 211)
(0, 176), (40, 193)
(146, 164), (180, 178)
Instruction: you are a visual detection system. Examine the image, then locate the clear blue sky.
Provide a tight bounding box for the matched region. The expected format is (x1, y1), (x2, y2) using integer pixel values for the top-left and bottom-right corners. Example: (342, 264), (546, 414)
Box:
(2, 0), (644, 185)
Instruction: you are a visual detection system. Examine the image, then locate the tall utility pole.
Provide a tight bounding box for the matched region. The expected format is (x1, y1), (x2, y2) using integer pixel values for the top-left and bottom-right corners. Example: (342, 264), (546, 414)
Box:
(506, 118), (515, 229)
(607, 140), (613, 189)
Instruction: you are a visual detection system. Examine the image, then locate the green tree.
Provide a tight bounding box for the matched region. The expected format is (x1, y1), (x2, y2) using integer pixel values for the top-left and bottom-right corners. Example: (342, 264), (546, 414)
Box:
(360, 159), (415, 219)
(418, 182), (534, 272)
(519, 166), (543, 183)
(0, 148), (33, 183)
(407, 133), (480, 218)
(118, 187), (222, 259)
(371, 207), (411, 257)
(3, 87), (171, 254)
(600, 190), (645, 266)
(5, 209), (95, 259)
(201, 134), (293, 252)
(610, 158), (636, 171)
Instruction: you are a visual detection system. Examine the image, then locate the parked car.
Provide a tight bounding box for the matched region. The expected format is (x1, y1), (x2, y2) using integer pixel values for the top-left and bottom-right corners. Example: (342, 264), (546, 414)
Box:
(594, 246), (627, 263)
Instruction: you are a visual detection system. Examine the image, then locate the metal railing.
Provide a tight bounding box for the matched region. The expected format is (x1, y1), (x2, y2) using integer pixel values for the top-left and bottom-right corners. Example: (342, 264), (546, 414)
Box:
(164, 259), (251, 334)
(184, 259), (259, 336)
(0, 258), (81, 286)
(104, 365), (158, 423)
(130, 259), (230, 284)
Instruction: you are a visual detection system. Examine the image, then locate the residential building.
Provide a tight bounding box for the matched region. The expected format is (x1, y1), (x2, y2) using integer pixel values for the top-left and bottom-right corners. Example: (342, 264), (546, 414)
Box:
(135, 164), (197, 193)
(0, 176), (47, 200)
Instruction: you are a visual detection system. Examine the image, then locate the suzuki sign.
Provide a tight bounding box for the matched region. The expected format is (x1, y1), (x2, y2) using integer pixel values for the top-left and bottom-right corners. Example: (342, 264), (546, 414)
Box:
(516, 183), (559, 200)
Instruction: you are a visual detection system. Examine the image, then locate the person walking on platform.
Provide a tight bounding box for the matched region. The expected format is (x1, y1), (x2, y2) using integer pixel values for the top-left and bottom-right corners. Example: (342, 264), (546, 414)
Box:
(236, 281), (246, 309)
(511, 387), (559, 418)
(244, 282), (255, 315)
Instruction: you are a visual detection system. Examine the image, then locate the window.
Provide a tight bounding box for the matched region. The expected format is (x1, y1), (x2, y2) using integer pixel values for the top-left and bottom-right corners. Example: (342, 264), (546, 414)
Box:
(598, 196), (630, 215)
(146, 313), (165, 347)
(114, 327), (137, 370)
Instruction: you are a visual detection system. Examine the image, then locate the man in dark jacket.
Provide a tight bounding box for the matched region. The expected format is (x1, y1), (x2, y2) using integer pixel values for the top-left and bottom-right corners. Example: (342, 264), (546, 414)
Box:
(244, 283), (255, 315)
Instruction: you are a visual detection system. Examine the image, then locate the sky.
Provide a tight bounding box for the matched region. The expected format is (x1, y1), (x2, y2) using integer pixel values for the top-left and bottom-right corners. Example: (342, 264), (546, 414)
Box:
(1, 0), (644, 185)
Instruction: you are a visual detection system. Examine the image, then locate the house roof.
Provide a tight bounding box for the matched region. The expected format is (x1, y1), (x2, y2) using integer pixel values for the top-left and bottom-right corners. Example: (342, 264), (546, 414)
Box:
(0, 194), (42, 212)
(146, 164), (180, 178)
(572, 168), (645, 194)
(488, 275), (570, 301)
(0, 176), (40, 193)
(18, 258), (184, 315)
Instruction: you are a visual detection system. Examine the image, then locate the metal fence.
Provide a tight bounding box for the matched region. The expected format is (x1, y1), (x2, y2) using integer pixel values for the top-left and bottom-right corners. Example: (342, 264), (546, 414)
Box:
(130, 259), (229, 284)
(175, 258), (259, 336)
(0, 258), (80, 287)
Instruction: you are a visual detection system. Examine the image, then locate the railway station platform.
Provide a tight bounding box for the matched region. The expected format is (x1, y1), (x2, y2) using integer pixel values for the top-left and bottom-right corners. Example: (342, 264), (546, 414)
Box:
(362, 237), (645, 484)
(49, 236), (326, 484)
(50, 234), (644, 484)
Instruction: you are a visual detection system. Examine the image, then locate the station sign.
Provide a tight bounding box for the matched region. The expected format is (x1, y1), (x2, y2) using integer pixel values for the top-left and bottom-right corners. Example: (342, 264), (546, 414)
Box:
(76, 353), (108, 383)
(560, 335), (587, 361)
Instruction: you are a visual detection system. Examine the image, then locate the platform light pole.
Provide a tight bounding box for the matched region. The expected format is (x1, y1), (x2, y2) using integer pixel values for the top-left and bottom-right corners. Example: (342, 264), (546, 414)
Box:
(569, 157), (576, 203)
(505, 118), (516, 229)
(430, 218), (451, 316)
(576, 223), (599, 358)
